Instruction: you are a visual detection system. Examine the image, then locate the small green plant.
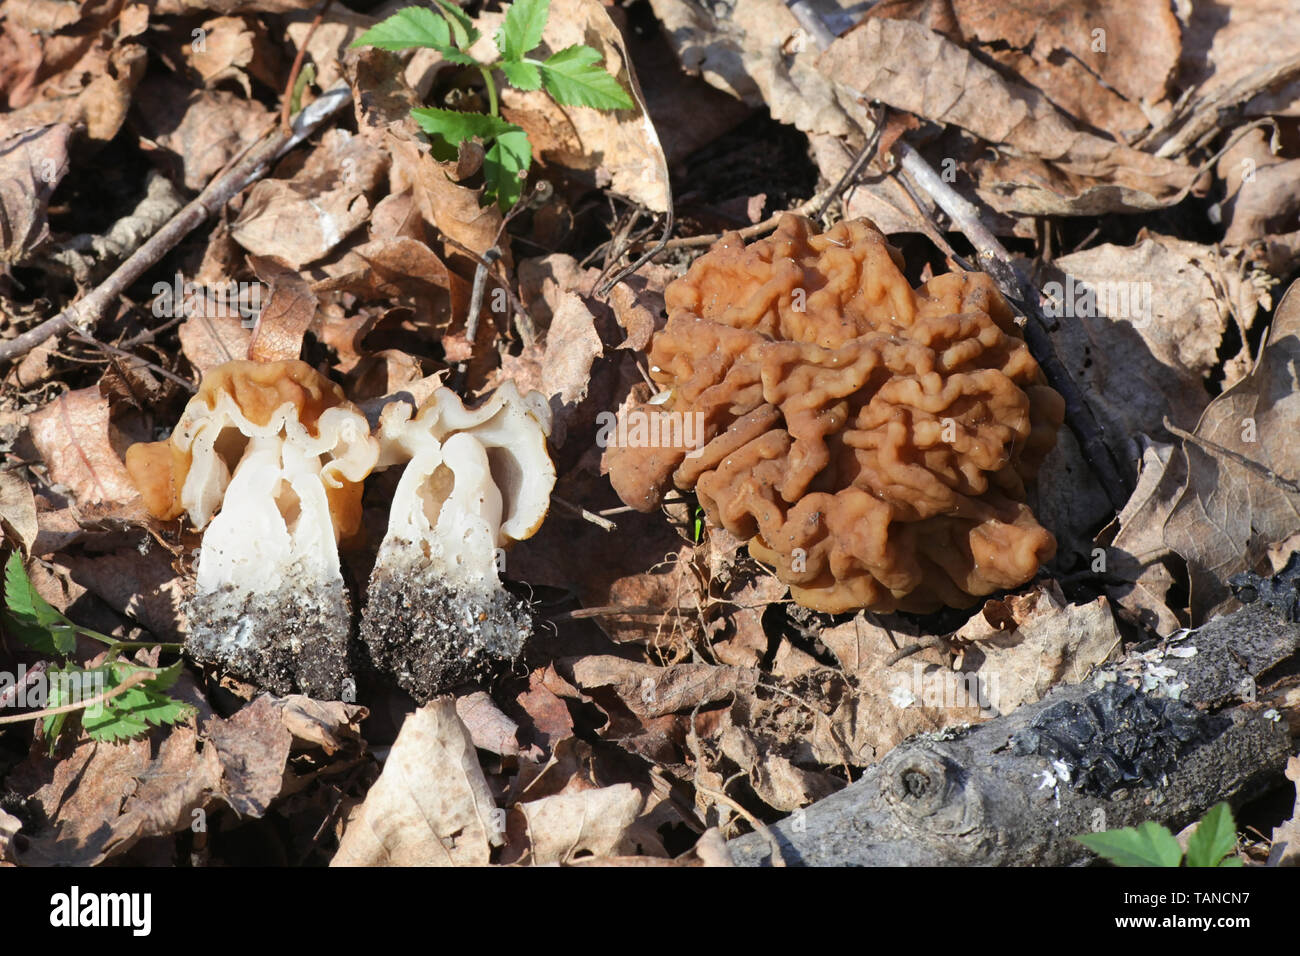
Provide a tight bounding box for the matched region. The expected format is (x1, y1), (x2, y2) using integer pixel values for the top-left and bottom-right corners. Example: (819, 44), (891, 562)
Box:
(2, 551), (194, 750)
(1074, 801), (1243, 867)
(352, 0), (633, 209)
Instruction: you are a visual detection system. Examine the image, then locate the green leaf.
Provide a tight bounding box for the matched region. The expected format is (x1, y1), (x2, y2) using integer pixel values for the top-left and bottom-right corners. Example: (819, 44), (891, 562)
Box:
(81, 662), (195, 744)
(431, 0), (481, 49)
(500, 60), (542, 91)
(1074, 821), (1184, 867)
(539, 44), (633, 110)
(1185, 802), (1239, 867)
(496, 0), (549, 61)
(411, 106), (517, 147)
(5, 551), (77, 655)
(485, 126), (532, 209)
(350, 7), (453, 52)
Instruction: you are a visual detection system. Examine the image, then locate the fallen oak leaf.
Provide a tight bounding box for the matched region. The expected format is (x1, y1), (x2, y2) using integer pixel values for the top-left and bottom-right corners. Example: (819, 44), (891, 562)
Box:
(28, 387), (139, 507)
(331, 698), (501, 866)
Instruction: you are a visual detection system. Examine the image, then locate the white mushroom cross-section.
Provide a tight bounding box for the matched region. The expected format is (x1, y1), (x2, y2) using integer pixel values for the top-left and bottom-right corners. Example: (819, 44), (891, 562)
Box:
(126, 360), (379, 698)
(361, 381), (556, 702)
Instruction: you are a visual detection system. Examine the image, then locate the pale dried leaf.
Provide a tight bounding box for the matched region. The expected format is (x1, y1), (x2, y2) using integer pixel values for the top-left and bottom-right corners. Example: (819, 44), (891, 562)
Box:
(28, 387), (138, 506)
(515, 784), (642, 865)
(0, 469), (38, 552)
(332, 699), (500, 866)
(0, 123), (70, 264)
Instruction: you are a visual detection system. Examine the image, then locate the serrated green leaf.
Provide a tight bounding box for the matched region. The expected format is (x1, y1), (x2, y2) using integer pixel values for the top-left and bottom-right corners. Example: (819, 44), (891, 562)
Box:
(350, 7), (453, 52)
(4, 551), (77, 655)
(500, 60), (542, 90)
(539, 45), (633, 110)
(497, 0), (549, 61)
(1185, 802), (1238, 867)
(485, 126), (531, 210)
(411, 107), (517, 147)
(432, 0), (480, 48)
(1074, 821), (1184, 867)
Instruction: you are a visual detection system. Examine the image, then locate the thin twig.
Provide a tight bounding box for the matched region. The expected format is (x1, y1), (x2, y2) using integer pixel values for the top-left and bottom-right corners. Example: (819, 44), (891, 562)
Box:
(1164, 417), (1300, 494)
(0, 668), (153, 726)
(0, 83), (352, 367)
(280, 0), (334, 132)
(70, 332), (196, 393)
(552, 494), (617, 531)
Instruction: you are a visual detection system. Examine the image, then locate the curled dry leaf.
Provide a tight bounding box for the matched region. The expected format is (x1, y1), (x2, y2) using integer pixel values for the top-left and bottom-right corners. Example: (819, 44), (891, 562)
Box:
(0, 123), (71, 264)
(5, 690), (319, 866)
(0, 40), (146, 144)
(231, 129), (387, 268)
(513, 784), (643, 865)
(649, 0), (852, 137)
(819, 18), (1195, 215)
(247, 256), (317, 362)
(28, 387), (139, 507)
(1105, 438), (1186, 634)
(952, 582), (1122, 714)
(0, 469), (39, 553)
(1164, 280), (1300, 620)
(332, 699), (501, 866)
(276, 695), (367, 755)
(455, 689), (523, 758)
(1040, 237), (1269, 455)
(133, 78), (273, 191)
(570, 656), (759, 719)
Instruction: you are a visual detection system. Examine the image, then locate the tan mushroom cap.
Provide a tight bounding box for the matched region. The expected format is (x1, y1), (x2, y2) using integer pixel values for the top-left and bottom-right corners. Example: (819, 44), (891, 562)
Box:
(125, 359), (373, 539)
(607, 215), (1065, 613)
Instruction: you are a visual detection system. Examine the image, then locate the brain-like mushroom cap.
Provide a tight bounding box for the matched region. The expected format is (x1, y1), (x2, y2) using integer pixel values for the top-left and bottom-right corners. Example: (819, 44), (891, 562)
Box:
(606, 215), (1064, 613)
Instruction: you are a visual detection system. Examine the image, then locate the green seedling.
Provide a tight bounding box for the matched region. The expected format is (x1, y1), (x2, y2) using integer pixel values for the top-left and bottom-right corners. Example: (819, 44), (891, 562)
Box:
(2, 551), (194, 750)
(352, 0), (633, 209)
(1074, 801), (1243, 867)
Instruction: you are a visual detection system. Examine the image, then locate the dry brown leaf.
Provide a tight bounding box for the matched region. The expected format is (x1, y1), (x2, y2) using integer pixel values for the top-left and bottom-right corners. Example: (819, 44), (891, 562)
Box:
(276, 695), (367, 755)
(6, 689), (315, 866)
(202, 694), (293, 817)
(187, 15), (276, 94)
(0, 123), (70, 264)
(1164, 279), (1300, 620)
(247, 256), (317, 362)
(231, 129), (386, 268)
(819, 18), (1195, 215)
(570, 656), (759, 719)
(0, 41), (146, 144)
(0, 469), (39, 552)
(649, 0), (853, 137)
(133, 78), (273, 191)
(332, 699), (501, 866)
(1105, 438), (1185, 634)
(178, 308), (252, 373)
(28, 386), (139, 506)
(952, 582), (1121, 713)
(1036, 239), (1264, 477)
(0, 808), (19, 865)
(513, 784), (643, 865)
(455, 689), (524, 758)
(1177, 0), (1300, 124)
(63, 547), (188, 642)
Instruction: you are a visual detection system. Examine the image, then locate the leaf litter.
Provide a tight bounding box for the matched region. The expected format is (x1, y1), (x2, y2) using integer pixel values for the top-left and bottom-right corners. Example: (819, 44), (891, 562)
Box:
(0, 0), (1299, 868)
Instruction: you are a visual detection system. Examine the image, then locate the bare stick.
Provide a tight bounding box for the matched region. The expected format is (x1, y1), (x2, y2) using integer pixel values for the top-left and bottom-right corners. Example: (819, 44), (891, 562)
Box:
(0, 83), (352, 367)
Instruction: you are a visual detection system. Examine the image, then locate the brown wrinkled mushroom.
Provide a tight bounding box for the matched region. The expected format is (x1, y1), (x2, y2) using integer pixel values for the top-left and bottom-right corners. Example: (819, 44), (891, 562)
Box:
(126, 360), (378, 698)
(606, 215), (1064, 613)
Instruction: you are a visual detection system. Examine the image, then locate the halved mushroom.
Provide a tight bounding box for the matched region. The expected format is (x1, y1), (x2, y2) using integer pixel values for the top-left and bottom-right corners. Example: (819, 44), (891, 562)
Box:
(361, 381), (555, 702)
(126, 360), (378, 698)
